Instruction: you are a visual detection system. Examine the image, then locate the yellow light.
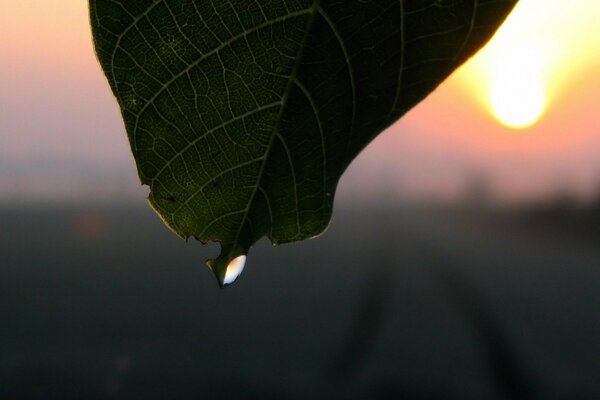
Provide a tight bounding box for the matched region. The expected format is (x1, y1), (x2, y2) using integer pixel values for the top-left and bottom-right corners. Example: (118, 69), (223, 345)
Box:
(489, 47), (545, 129)
(491, 78), (544, 129)
(452, 0), (600, 130)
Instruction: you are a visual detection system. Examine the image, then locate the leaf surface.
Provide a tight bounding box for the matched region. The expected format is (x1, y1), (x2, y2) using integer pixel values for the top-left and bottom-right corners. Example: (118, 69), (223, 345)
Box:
(90, 0), (517, 285)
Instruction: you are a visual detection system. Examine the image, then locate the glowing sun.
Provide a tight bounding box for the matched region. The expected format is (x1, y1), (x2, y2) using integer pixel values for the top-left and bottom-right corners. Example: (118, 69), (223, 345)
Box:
(489, 48), (546, 129)
(454, 0), (600, 131)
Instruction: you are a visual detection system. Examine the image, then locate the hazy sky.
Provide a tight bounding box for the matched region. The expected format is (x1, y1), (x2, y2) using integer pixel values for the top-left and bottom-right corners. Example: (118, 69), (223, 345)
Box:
(1, 1), (599, 204)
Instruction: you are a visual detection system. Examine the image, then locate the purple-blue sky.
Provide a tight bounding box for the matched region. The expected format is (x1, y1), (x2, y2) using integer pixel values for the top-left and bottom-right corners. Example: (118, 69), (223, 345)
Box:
(1, 1), (599, 204)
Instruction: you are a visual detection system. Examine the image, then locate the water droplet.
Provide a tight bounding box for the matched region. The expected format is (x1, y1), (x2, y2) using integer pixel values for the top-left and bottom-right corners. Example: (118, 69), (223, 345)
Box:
(223, 255), (246, 286)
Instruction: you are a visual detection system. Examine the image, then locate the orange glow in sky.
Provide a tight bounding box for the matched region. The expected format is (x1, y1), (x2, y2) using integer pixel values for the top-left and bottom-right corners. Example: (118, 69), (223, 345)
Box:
(349, 0), (600, 203)
(1, 1), (599, 203)
(0, 1), (92, 72)
(456, 0), (600, 129)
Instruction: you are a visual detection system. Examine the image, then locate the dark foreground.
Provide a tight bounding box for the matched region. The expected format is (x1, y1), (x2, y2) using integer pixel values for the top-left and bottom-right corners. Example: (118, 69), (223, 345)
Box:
(1, 203), (599, 399)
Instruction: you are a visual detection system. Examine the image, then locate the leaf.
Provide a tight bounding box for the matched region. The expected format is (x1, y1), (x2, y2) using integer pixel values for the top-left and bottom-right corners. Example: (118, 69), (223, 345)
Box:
(90, 0), (517, 286)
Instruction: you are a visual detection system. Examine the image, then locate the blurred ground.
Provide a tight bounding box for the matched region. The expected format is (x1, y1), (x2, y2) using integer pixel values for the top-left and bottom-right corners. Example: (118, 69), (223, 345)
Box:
(1, 203), (599, 399)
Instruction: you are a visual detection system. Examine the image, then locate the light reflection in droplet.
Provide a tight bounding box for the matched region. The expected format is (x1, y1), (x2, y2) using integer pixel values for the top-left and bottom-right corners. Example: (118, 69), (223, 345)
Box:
(223, 255), (246, 286)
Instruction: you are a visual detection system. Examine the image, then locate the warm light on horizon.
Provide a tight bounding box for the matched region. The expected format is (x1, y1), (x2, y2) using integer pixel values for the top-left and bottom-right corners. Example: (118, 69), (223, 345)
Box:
(456, 0), (600, 130)
(1, 1), (599, 203)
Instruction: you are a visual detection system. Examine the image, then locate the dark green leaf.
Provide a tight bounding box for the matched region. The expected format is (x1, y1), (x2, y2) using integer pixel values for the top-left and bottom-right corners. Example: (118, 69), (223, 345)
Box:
(90, 0), (517, 286)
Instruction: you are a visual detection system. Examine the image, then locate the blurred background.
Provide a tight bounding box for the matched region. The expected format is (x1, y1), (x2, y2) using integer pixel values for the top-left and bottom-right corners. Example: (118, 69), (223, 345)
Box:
(1, 0), (599, 398)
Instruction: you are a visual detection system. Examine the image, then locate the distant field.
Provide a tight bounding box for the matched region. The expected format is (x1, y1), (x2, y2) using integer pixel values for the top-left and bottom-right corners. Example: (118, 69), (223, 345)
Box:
(1, 204), (599, 399)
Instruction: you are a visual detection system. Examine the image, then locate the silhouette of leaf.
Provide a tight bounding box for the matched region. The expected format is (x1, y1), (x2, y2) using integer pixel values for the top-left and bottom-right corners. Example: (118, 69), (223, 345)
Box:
(90, 0), (517, 285)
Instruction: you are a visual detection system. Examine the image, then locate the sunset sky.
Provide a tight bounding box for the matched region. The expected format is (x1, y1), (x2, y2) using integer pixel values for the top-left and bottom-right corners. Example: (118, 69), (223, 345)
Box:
(1, 1), (599, 204)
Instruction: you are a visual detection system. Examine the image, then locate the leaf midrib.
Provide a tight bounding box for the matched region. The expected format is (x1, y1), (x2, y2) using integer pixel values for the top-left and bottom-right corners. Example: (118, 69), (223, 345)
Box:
(223, 0), (322, 256)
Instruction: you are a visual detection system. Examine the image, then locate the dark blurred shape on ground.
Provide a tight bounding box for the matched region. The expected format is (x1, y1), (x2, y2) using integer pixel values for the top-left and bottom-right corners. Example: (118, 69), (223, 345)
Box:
(1, 200), (599, 399)
(520, 198), (600, 240)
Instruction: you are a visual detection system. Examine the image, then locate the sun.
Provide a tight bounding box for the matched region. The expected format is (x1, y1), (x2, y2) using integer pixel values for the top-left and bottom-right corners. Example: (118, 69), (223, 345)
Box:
(489, 47), (546, 129)
(491, 78), (544, 129)
(452, 0), (600, 131)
